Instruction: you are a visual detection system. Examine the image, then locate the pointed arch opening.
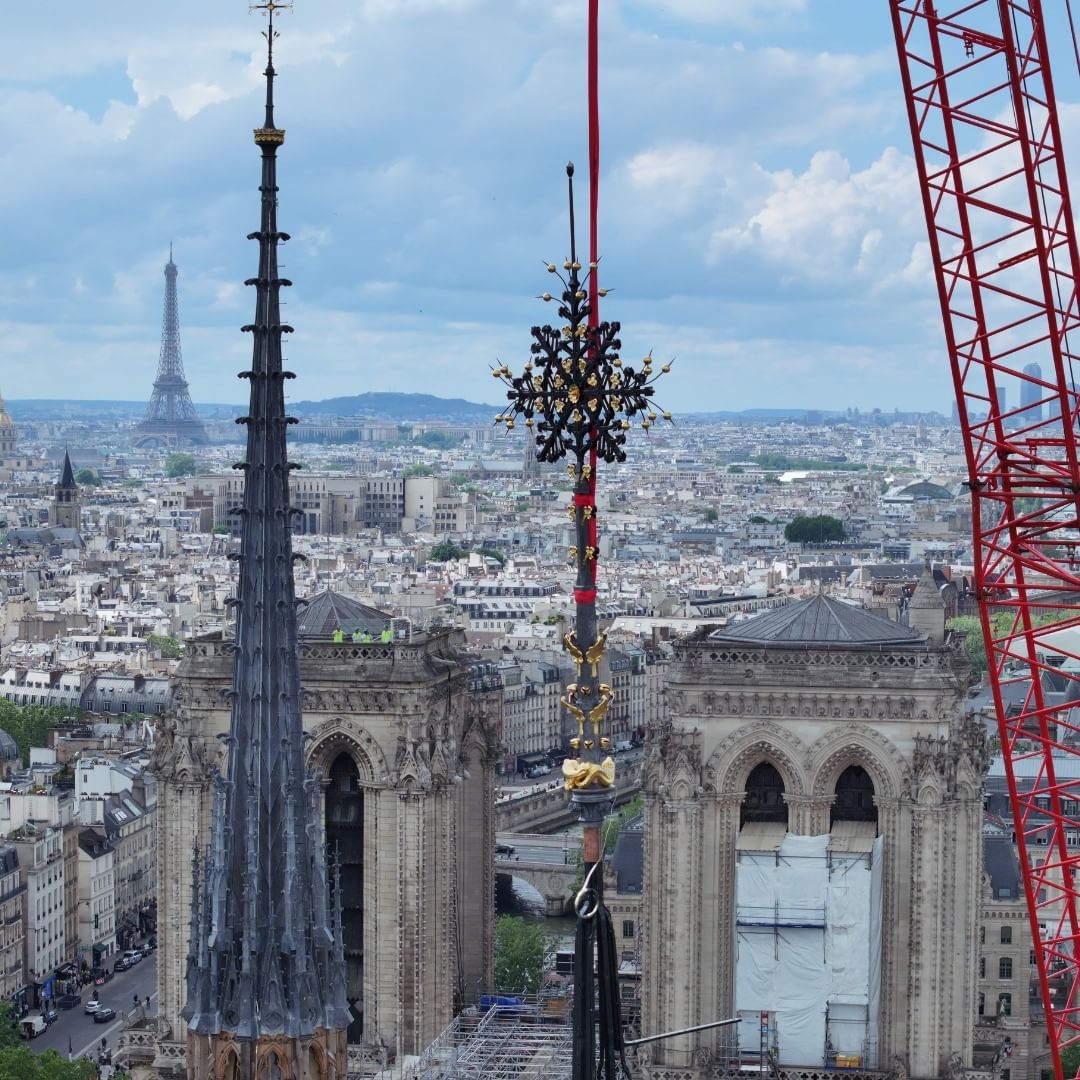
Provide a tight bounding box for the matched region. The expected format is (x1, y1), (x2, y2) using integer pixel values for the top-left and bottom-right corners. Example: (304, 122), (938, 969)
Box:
(325, 752), (364, 1043)
(832, 764), (877, 826)
(741, 762), (788, 827)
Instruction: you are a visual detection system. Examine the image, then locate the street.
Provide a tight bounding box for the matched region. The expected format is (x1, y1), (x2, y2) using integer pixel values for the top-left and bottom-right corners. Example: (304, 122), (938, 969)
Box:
(29, 955), (157, 1061)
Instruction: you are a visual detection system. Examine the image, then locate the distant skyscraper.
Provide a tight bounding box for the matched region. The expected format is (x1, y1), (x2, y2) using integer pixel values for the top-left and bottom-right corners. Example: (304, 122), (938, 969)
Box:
(134, 250), (208, 449)
(1021, 362), (1043, 423)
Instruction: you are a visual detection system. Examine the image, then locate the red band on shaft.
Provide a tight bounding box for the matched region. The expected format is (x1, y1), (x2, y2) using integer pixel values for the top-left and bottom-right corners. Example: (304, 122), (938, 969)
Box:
(575, 589), (598, 605)
(574, 493), (595, 507)
(587, 0), (601, 591)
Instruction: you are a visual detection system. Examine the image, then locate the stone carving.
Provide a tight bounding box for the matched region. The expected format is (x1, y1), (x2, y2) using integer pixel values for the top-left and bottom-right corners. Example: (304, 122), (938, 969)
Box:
(889, 1054), (908, 1080)
(808, 724), (908, 801)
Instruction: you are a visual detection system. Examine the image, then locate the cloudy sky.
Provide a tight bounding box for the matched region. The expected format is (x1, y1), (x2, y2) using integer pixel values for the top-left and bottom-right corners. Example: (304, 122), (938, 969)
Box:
(2, 0), (1079, 414)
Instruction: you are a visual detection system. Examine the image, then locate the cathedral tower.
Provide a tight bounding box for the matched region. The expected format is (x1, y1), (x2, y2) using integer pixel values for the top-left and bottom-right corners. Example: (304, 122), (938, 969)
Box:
(640, 596), (986, 1080)
(146, 10), (496, 1077)
(49, 451), (81, 532)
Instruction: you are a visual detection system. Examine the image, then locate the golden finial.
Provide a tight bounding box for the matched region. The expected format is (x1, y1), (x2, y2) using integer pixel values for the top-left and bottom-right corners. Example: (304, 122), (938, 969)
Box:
(585, 546), (597, 561)
(581, 464), (592, 480)
(583, 506), (594, 519)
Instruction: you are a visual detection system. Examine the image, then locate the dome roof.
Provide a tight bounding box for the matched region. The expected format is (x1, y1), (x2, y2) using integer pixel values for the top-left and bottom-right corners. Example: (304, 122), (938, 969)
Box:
(715, 593), (923, 647)
(0, 394), (14, 431)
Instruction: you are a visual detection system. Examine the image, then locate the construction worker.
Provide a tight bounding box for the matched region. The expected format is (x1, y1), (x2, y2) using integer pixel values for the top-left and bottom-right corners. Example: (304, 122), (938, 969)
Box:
(380, 627), (393, 643)
(351, 629), (362, 643)
(360, 630), (372, 643)
(332, 627), (344, 644)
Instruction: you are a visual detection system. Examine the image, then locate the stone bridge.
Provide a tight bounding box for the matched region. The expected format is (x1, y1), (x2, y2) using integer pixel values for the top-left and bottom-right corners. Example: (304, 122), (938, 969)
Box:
(494, 761), (642, 833)
(495, 852), (579, 916)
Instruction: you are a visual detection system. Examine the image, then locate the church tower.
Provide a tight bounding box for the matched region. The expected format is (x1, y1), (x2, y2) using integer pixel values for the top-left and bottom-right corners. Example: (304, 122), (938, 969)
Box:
(640, 596), (986, 1080)
(144, 8), (496, 1077)
(181, 6), (350, 1077)
(50, 451), (81, 532)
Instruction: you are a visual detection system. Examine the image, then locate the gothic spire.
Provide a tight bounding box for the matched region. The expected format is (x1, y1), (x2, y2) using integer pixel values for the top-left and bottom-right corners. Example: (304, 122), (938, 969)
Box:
(58, 450), (76, 490)
(183, 4), (350, 1046)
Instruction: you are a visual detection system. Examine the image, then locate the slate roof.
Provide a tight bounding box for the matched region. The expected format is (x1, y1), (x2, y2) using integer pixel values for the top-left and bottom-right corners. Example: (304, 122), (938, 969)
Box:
(610, 814), (643, 895)
(715, 593), (924, 646)
(0, 729), (19, 761)
(296, 588), (391, 638)
(983, 833), (1021, 899)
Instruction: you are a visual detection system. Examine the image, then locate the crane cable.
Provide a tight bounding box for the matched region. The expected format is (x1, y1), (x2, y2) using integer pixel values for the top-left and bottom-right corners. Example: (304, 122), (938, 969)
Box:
(1067, 0), (1080, 79)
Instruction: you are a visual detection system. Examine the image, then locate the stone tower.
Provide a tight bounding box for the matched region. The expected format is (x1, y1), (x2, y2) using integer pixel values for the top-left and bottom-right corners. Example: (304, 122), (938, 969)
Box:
(179, 9), (349, 1078)
(146, 11), (497, 1074)
(49, 451), (81, 532)
(640, 595), (987, 1080)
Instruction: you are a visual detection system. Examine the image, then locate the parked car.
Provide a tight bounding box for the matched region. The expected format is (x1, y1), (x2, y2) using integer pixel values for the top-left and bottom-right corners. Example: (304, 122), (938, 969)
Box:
(20, 1016), (47, 1039)
(84, 1000), (101, 1015)
(139, 941), (155, 957)
(56, 993), (81, 1010)
(120, 949), (142, 966)
(112, 956), (135, 972)
(42, 1008), (58, 1025)
(93, 1007), (116, 1023)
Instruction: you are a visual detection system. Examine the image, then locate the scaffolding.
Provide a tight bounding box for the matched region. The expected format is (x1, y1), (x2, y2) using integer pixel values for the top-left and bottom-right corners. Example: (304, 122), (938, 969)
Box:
(398, 994), (574, 1080)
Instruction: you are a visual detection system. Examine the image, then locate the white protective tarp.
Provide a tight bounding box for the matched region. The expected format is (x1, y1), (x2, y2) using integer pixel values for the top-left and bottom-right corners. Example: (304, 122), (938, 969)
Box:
(735, 831), (884, 1067)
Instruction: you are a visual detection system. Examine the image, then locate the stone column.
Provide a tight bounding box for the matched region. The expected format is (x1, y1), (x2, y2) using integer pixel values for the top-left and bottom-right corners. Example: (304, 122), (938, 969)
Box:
(642, 792), (704, 1069)
(784, 794), (833, 835)
(693, 792), (742, 1065)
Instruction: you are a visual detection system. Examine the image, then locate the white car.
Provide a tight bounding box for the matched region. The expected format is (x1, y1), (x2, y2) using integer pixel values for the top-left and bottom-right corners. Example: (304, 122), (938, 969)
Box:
(84, 999), (102, 1015)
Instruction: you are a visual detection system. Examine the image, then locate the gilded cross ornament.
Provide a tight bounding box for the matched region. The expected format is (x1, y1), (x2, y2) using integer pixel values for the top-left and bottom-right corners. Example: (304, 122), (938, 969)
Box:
(494, 163), (672, 801)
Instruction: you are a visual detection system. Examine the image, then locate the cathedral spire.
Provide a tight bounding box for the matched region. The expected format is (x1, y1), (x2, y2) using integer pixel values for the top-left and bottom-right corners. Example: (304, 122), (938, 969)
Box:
(183, 4), (349, 1068)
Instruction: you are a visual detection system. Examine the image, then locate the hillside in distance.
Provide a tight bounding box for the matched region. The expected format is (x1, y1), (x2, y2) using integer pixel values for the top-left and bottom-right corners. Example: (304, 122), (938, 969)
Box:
(288, 392), (498, 422)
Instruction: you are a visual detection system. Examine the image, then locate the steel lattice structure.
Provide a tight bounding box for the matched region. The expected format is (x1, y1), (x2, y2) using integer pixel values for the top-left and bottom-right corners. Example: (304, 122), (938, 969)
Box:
(134, 249), (208, 447)
(890, 1), (1080, 1072)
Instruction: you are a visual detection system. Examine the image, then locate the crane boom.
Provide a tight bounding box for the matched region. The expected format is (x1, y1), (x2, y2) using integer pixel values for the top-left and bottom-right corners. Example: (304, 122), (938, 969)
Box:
(890, 1), (1080, 1073)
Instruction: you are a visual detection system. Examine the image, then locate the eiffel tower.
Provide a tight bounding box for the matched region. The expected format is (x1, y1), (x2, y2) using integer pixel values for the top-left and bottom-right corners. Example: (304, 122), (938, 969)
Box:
(134, 249), (208, 448)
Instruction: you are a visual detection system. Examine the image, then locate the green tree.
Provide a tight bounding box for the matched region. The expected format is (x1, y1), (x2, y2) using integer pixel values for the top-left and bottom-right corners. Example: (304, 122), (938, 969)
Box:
(212, 525), (231, 535)
(0, 1045), (97, 1078)
(429, 541), (466, 562)
(146, 633), (185, 659)
(402, 464), (434, 478)
(74, 469), (101, 486)
(784, 514), (846, 543)
(0, 1002), (20, 1049)
(1061, 1043), (1080, 1079)
(494, 915), (554, 994)
(947, 610), (1074, 678)
(475, 547), (506, 566)
(0, 701), (74, 765)
(703, 508), (718, 523)
(165, 452), (197, 478)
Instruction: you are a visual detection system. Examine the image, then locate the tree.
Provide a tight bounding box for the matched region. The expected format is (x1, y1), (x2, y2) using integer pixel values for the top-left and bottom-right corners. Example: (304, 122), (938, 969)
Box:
(0, 700), (74, 765)
(429, 541), (466, 562)
(74, 469), (101, 486)
(0, 1003), (20, 1049)
(947, 610), (1074, 679)
(702, 508), (718, 523)
(0, 1045), (97, 1079)
(402, 464), (434, 478)
(165, 452), (197, 478)
(1061, 1043), (1080, 1079)
(783, 514), (846, 544)
(494, 915), (554, 994)
(146, 633), (185, 659)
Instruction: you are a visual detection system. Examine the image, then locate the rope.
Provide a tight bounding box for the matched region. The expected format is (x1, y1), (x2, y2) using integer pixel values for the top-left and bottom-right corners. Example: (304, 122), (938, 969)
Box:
(1068, 0), (1080, 80)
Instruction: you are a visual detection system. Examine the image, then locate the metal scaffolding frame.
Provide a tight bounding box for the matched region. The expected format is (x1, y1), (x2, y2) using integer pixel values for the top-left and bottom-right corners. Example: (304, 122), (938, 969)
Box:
(404, 996), (574, 1080)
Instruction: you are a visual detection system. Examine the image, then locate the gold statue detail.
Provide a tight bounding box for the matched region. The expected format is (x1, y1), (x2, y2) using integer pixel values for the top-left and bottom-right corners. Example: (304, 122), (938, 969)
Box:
(563, 628), (608, 678)
(563, 755), (615, 790)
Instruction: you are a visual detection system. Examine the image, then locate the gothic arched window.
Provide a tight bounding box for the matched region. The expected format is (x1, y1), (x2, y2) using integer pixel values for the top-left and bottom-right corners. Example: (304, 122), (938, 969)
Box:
(742, 762), (787, 826)
(832, 764), (877, 826)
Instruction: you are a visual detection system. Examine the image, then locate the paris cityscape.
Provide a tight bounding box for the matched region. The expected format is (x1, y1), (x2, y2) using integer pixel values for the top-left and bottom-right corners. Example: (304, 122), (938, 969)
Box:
(3, 2), (1080, 1080)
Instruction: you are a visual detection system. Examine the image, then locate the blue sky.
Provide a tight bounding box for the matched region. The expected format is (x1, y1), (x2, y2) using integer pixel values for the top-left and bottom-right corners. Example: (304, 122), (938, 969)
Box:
(2, 0), (1080, 413)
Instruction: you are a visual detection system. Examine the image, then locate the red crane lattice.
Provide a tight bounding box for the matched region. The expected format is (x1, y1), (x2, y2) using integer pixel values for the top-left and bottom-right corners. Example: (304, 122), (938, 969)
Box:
(890, 1), (1080, 1072)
